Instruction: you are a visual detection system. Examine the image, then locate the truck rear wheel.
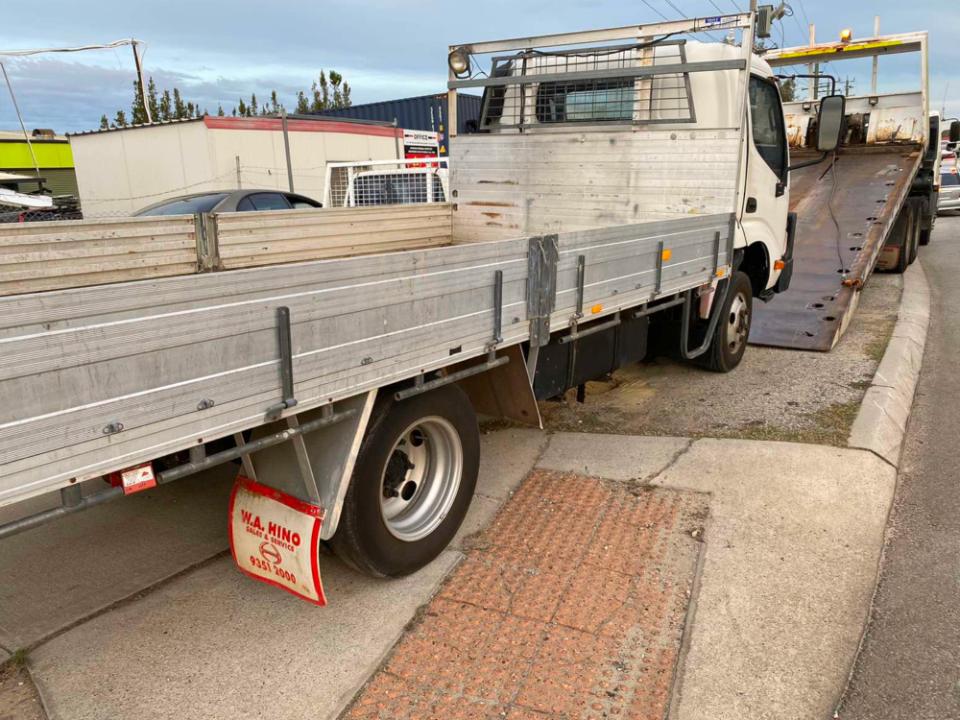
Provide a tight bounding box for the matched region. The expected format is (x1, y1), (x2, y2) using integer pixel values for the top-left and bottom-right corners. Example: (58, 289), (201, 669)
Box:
(697, 270), (752, 373)
(907, 200), (921, 265)
(330, 384), (479, 577)
(889, 202), (916, 274)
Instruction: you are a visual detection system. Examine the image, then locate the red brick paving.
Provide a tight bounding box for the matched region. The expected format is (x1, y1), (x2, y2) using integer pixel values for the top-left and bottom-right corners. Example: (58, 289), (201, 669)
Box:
(344, 470), (707, 720)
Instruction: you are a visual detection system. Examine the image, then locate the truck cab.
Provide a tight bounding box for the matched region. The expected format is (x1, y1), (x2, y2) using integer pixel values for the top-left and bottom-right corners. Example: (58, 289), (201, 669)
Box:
(459, 39), (797, 308)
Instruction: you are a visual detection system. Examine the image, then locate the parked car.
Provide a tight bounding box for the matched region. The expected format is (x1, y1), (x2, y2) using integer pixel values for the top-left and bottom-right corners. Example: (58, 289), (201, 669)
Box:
(939, 166), (960, 213)
(134, 189), (322, 216)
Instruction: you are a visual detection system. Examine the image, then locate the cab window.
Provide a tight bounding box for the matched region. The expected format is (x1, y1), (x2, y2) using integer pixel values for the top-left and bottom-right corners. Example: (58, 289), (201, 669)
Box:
(749, 76), (787, 181)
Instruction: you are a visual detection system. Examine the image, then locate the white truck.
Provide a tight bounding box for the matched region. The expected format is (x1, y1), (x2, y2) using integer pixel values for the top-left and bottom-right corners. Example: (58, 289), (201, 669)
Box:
(0, 11), (847, 598)
(751, 31), (959, 349)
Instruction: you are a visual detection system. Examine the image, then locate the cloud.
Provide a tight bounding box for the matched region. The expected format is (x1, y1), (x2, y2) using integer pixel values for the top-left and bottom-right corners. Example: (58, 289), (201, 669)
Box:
(1, 0), (959, 131)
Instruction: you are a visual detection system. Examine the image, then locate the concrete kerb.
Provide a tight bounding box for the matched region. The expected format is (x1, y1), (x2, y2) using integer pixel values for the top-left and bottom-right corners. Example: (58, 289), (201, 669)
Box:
(848, 262), (931, 466)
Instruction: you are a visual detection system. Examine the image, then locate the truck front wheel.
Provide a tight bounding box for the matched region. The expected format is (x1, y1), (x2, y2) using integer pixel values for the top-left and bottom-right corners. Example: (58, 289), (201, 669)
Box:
(330, 384), (479, 577)
(697, 271), (753, 373)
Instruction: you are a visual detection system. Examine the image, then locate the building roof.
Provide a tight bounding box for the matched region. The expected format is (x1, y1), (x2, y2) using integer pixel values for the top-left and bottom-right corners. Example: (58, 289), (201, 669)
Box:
(0, 170), (44, 183)
(67, 113), (397, 137)
(0, 130), (69, 143)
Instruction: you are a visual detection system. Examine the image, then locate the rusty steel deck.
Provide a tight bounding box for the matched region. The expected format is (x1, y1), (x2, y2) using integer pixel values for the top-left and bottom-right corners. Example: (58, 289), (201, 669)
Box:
(750, 145), (921, 351)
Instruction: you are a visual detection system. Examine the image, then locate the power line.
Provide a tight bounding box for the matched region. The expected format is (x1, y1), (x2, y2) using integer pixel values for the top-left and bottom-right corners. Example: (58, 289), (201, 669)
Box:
(794, 0), (811, 29)
(660, 0), (721, 40)
(640, 0), (670, 21)
(707, 0), (728, 14)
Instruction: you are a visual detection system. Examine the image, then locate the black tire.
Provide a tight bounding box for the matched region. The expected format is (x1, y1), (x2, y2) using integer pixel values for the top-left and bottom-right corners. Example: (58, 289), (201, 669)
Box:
(330, 384), (479, 577)
(919, 227), (932, 247)
(907, 200), (921, 265)
(697, 270), (752, 373)
(890, 202), (914, 274)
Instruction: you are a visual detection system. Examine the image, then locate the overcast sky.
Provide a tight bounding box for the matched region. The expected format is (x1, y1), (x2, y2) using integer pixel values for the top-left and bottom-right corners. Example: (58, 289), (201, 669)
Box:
(0, 0), (957, 133)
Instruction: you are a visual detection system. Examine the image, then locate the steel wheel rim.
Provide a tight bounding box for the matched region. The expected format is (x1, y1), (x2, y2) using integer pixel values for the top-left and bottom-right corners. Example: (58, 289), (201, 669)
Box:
(379, 417), (463, 542)
(726, 292), (749, 355)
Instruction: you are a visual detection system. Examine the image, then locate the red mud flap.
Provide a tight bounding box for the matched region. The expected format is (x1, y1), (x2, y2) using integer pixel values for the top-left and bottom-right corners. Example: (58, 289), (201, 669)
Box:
(228, 476), (326, 606)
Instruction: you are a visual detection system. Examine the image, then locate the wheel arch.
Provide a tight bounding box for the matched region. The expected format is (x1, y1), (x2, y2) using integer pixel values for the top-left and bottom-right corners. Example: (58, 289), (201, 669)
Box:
(738, 241), (772, 298)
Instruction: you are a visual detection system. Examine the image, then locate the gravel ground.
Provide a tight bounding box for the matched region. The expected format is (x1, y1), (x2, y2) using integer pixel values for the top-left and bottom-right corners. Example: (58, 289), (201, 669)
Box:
(0, 663), (44, 720)
(540, 273), (902, 446)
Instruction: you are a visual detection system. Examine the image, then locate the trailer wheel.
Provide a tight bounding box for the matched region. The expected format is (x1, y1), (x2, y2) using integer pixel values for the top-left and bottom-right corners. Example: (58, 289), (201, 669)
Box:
(330, 384), (479, 577)
(698, 271), (752, 373)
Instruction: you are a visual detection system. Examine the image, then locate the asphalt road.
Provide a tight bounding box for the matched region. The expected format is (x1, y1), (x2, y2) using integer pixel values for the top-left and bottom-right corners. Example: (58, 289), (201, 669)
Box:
(840, 213), (960, 719)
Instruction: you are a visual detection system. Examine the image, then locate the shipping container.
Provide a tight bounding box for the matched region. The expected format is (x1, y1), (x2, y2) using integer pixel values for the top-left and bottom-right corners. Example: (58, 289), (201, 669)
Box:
(320, 93), (482, 155)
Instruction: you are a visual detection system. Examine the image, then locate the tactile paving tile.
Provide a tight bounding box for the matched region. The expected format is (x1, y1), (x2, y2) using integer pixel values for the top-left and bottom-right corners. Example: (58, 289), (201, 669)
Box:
(344, 470), (708, 720)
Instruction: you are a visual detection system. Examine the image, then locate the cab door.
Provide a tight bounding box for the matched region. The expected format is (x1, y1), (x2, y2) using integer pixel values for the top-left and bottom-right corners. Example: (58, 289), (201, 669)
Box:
(742, 74), (791, 291)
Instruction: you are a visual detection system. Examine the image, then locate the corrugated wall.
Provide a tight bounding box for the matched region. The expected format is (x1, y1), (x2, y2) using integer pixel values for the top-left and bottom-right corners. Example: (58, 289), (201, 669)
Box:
(320, 94), (482, 152)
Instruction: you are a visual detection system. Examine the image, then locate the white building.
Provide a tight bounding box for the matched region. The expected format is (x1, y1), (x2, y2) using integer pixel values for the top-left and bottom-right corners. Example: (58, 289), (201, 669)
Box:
(69, 115), (404, 217)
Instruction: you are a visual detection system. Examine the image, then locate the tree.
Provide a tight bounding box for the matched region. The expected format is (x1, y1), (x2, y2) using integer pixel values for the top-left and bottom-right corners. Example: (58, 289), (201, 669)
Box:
(160, 90), (172, 121)
(296, 91), (309, 114)
(780, 77), (796, 103)
(99, 114), (110, 130)
(147, 78), (160, 121)
(329, 70), (344, 108)
(173, 88), (187, 119)
(103, 69), (353, 131)
(131, 80), (148, 124)
(311, 71), (330, 112)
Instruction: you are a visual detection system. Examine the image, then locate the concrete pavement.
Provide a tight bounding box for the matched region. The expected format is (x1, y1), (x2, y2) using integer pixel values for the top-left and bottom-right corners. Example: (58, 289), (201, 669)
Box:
(4, 428), (896, 720)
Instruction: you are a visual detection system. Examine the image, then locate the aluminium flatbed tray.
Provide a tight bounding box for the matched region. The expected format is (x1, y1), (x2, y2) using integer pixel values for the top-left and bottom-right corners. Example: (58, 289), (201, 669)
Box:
(0, 212), (733, 508)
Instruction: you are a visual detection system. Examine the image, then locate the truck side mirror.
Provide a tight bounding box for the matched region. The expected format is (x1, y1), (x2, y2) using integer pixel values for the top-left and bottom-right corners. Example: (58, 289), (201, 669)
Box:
(816, 94), (846, 153)
(951, 120), (960, 143)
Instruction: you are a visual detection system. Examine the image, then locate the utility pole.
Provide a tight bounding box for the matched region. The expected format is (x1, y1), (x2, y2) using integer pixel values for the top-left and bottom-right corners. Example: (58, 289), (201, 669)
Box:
(280, 108), (294, 192)
(808, 24), (817, 101)
(871, 16), (880, 95)
(131, 40), (152, 124)
(844, 77), (856, 97)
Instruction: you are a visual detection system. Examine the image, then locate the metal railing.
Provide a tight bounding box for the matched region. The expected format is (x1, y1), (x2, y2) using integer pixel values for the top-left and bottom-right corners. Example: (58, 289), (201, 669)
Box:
(322, 158), (450, 208)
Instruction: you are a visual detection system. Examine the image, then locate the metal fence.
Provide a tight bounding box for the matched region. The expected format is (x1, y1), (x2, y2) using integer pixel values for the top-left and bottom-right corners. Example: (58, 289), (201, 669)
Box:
(0, 204), (83, 223)
(323, 158), (450, 208)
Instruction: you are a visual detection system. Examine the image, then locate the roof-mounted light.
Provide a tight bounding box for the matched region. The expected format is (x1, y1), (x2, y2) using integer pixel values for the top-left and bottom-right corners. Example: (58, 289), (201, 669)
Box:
(448, 47), (470, 78)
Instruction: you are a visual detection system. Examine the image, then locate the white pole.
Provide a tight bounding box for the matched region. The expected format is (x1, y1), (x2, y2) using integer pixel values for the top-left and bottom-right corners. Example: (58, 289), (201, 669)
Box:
(808, 24), (816, 101)
(0, 63), (41, 184)
(871, 16), (880, 95)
